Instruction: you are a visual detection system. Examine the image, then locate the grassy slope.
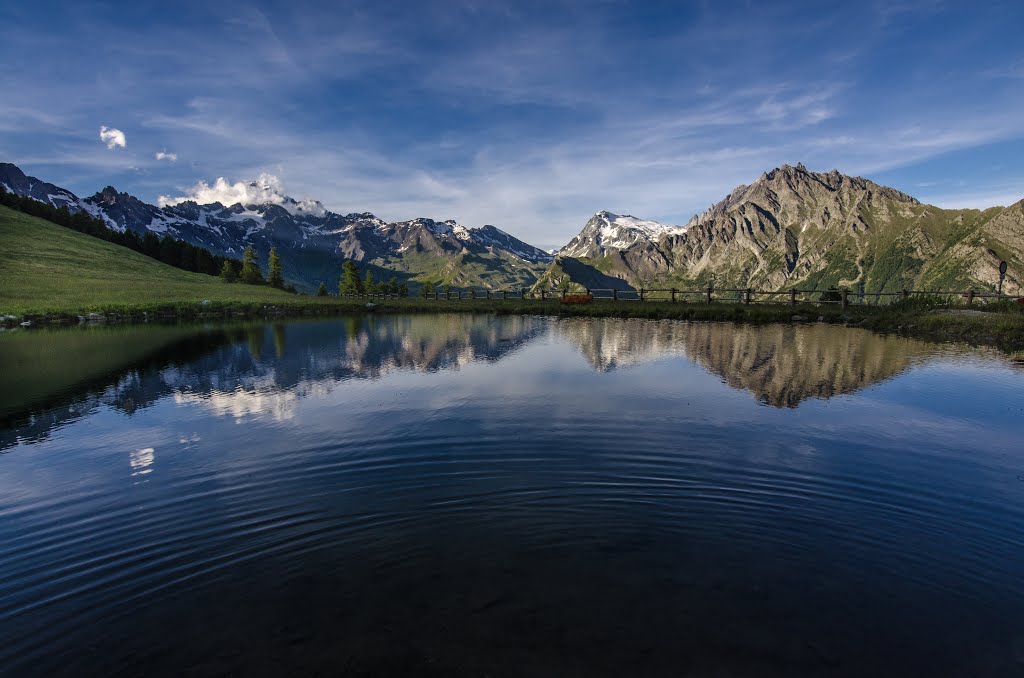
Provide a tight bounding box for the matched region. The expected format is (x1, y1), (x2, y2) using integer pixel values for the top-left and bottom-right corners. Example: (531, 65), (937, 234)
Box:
(0, 205), (339, 314)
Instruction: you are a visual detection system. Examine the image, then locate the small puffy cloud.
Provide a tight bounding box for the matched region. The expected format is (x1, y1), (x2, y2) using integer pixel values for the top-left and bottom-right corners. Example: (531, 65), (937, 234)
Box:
(155, 151), (177, 162)
(158, 173), (325, 216)
(99, 126), (126, 149)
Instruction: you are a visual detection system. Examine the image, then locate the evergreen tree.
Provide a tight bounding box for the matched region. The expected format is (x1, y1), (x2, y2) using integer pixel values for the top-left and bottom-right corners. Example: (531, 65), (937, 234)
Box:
(317, 282), (328, 297)
(220, 260), (238, 282)
(240, 246), (263, 284)
(267, 248), (284, 289)
(399, 282), (410, 297)
(387, 276), (399, 296)
(444, 284), (452, 297)
(422, 280), (434, 298)
(364, 270), (376, 295)
(339, 260), (363, 296)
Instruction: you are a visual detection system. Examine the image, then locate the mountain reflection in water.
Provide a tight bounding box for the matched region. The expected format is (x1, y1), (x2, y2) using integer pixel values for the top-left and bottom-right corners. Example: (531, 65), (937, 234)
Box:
(1, 314), (1023, 678)
(0, 315), (996, 450)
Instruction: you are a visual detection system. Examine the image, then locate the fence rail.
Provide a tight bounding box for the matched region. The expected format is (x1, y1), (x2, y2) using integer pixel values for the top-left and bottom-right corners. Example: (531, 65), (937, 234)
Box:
(341, 286), (1023, 308)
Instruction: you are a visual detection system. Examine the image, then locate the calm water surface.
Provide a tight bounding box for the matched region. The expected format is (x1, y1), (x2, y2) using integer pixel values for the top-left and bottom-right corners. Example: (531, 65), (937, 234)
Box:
(1, 315), (1023, 677)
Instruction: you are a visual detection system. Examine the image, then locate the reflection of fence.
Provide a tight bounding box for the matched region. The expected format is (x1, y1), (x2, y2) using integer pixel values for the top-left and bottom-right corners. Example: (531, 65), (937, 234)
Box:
(375, 286), (1024, 308)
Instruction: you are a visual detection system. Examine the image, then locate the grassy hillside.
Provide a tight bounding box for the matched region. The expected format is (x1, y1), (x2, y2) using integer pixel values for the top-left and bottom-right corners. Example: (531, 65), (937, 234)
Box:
(0, 205), (337, 314)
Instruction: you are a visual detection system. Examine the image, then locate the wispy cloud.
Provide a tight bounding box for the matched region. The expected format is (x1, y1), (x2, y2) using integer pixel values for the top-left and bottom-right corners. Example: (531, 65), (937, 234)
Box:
(155, 151), (177, 162)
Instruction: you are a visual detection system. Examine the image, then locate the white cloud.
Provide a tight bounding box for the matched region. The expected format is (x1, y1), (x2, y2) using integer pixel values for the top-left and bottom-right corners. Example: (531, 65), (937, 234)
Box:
(158, 173), (325, 216)
(99, 125), (126, 149)
(155, 150), (177, 162)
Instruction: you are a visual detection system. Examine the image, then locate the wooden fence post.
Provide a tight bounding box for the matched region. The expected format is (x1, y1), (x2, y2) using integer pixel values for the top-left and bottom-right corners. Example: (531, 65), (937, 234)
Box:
(671, 288), (677, 303)
(613, 289), (618, 301)
(639, 288), (645, 302)
(841, 289), (848, 311)
(706, 286), (713, 304)
(541, 290), (546, 301)
(966, 289), (974, 306)
(521, 289), (526, 300)
(745, 288), (752, 304)
(902, 289), (909, 302)
(790, 288), (797, 306)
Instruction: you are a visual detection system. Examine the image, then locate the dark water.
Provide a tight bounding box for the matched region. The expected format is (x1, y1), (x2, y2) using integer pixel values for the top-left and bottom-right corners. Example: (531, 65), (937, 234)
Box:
(1, 315), (1023, 677)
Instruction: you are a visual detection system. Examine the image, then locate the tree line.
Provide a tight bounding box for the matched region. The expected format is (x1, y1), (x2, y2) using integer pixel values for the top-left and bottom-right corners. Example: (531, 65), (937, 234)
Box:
(316, 261), (409, 297)
(219, 245), (295, 293)
(0, 183), (239, 277)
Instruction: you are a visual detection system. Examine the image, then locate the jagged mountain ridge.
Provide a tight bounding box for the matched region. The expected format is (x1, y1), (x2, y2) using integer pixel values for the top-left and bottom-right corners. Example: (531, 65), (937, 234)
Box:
(539, 163), (1022, 295)
(4, 160), (1021, 295)
(0, 163), (552, 291)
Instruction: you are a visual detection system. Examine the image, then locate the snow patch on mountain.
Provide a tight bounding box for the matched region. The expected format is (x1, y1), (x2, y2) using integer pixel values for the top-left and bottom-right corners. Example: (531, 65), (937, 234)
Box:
(78, 201), (124, 232)
(559, 211), (688, 258)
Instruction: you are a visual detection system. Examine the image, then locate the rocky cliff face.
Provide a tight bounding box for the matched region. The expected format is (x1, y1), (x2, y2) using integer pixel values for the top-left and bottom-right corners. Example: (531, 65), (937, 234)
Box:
(541, 163), (1022, 295)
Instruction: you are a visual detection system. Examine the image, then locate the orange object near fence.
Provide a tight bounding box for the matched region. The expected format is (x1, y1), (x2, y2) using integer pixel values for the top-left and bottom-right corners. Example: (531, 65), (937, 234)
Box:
(561, 294), (594, 305)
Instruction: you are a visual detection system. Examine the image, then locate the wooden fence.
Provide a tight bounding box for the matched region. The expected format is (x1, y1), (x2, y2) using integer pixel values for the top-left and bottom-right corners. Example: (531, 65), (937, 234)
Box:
(343, 286), (1023, 308)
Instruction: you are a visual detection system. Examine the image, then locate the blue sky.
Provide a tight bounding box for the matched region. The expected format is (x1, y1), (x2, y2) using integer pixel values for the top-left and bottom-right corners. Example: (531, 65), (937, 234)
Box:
(1, 0), (1023, 249)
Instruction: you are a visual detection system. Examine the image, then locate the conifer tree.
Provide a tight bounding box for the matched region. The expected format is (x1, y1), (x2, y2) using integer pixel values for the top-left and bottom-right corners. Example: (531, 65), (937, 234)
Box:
(267, 248), (284, 289)
(240, 246), (263, 284)
(339, 261), (363, 296)
(317, 282), (328, 297)
(422, 280), (434, 298)
(364, 270), (375, 295)
(220, 260), (238, 282)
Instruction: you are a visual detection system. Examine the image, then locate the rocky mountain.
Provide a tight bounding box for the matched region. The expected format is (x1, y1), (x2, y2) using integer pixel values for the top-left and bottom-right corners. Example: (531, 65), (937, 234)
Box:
(538, 163), (1023, 295)
(558, 211), (690, 258)
(5, 160), (1021, 296)
(0, 163), (551, 292)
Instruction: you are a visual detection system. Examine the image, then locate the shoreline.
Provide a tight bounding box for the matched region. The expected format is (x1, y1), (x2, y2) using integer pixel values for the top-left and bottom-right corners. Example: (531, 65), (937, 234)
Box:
(3, 298), (1023, 353)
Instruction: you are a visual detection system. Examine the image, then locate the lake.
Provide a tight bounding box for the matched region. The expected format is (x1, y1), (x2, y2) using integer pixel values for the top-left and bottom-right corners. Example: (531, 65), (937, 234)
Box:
(1, 315), (1023, 677)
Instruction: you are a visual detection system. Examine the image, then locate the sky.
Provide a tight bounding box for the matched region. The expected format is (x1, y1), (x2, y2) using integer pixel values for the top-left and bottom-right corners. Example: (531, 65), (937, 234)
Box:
(1, 0), (1023, 250)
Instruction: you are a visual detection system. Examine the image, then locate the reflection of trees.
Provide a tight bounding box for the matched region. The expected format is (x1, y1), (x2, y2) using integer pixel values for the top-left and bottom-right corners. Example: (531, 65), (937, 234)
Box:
(555, 318), (936, 407)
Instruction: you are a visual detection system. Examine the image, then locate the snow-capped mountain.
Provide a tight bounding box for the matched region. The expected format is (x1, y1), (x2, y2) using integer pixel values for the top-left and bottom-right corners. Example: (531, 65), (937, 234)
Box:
(558, 210), (689, 258)
(0, 163), (551, 291)
(538, 163), (1023, 295)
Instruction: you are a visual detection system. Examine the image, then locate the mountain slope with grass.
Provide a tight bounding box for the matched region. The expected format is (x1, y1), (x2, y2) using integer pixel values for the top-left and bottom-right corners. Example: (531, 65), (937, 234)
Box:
(537, 163), (1023, 295)
(0, 205), (311, 314)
